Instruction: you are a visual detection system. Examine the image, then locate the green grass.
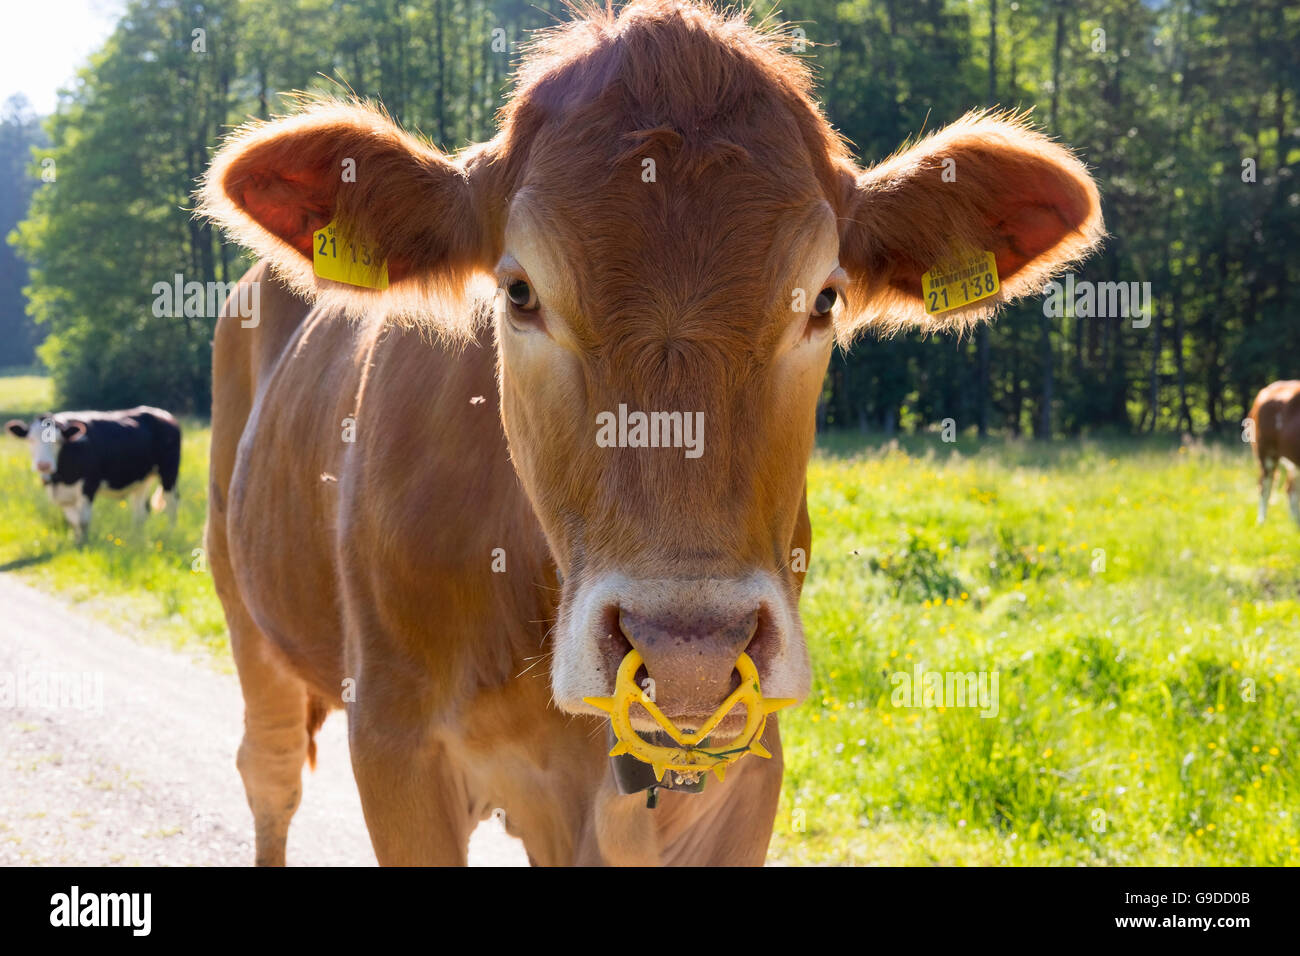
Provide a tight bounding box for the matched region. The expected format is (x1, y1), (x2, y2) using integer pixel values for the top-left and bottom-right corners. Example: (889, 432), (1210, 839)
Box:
(1, 373), (1295, 864)
(0, 373), (54, 420)
(773, 435), (1299, 865)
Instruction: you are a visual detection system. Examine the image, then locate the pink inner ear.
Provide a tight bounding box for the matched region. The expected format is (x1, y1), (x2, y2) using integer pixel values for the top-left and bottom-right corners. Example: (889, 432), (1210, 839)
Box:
(991, 168), (1095, 280)
(226, 165), (422, 280)
(230, 167), (334, 259)
(989, 204), (1062, 278)
(888, 204), (1082, 300)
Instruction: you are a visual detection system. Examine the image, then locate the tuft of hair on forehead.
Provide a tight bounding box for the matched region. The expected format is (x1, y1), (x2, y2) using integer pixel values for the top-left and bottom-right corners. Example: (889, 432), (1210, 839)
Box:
(506, 1), (819, 116)
(496, 0), (852, 191)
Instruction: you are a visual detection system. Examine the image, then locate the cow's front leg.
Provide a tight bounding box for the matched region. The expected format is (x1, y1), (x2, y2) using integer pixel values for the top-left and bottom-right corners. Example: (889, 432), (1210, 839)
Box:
(62, 493), (92, 544)
(348, 684), (474, 865)
(1285, 463), (1299, 526)
(129, 482), (151, 521)
(1257, 457), (1276, 524)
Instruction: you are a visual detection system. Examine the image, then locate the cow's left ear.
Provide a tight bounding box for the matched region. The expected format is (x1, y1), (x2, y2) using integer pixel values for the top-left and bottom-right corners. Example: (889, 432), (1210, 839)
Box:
(59, 420), (87, 442)
(198, 98), (508, 337)
(835, 111), (1104, 341)
(5, 419), (28, 438)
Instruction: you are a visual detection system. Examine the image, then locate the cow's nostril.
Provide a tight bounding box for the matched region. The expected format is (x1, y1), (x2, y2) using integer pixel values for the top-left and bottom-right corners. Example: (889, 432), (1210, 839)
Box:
(745, 604), (777, 675)
(614, 604), (760, 719)
(599, 603), (634, 665)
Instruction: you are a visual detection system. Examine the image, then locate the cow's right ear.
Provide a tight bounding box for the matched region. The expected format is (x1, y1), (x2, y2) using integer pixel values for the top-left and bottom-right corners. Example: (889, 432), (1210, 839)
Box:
(199, 99), (507, 336)
(834, 111), (1104, 340)
(59, 420), (88, 443)
(5, 420), (28, 438)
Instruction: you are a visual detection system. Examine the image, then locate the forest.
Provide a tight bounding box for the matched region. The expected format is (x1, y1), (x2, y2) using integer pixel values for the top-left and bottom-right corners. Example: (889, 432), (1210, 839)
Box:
(2, 0), (1297, 436)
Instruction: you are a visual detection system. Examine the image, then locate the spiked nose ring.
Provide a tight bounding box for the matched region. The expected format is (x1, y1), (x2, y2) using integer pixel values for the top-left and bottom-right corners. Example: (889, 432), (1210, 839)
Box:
(584, 648), (794, 786)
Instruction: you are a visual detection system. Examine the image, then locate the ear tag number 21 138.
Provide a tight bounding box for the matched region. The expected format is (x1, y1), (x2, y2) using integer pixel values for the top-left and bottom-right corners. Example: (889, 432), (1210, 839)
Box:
(922, 250), (999, 315)
(312, 219), (390, 290)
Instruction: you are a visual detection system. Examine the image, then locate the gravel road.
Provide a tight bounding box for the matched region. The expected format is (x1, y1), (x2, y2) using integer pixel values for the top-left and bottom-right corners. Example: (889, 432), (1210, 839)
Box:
(0, 573), (529, 866)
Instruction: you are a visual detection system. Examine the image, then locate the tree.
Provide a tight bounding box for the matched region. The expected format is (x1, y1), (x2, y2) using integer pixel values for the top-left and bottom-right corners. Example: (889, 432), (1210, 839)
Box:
(0, 94), (47, 368)
(7, 0), (1299, 430)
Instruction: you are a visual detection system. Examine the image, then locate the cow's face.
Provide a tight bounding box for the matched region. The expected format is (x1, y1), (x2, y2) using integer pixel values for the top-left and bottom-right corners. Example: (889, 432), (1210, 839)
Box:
(492, 137), (840, 734)
(201, 2), (1101, 739)
(5, 417), (86, 481)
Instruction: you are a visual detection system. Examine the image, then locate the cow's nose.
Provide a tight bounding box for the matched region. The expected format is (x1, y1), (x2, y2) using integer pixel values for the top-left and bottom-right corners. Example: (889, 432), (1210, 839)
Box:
(616, 606), (757, 724)
(36, 462), (53, 473)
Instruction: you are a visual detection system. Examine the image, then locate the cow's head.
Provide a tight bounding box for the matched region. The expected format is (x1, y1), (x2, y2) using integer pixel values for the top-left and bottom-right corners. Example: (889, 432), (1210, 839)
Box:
(200, 1), (1101, 741)
(6, 416), (87, 480)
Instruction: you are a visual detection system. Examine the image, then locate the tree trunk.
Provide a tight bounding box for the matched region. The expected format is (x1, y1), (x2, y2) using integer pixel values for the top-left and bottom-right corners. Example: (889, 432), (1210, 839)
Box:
(1172, 276), (1192, 432)
(435, 0), (446, 144)
(1041, 0), (1064, 440)
(987, 0), (998, 106)
(977, 0), (998, 438)
(1037, 313), (1053, 439)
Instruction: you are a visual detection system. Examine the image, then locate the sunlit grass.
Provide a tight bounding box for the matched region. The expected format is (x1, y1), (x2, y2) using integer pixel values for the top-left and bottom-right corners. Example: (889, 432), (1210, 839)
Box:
(772, 434), (1299, 865)
(0, 372), (55, 419)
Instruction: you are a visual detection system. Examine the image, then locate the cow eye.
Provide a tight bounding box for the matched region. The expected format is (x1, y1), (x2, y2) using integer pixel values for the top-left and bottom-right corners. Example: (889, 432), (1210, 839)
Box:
(505, 278), (539, 313)
(812, 287), (838, 317)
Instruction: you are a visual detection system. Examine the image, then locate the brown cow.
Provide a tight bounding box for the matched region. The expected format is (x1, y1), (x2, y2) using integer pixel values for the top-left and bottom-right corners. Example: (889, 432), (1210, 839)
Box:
(1248, 380), (1300, 526)
(199, 0), (1103, 865)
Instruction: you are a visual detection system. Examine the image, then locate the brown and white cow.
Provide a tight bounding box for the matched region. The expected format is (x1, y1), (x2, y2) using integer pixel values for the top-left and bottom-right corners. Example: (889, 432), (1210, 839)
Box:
(199, 0), (1102, 865)
(1248, 380), (1300, 526)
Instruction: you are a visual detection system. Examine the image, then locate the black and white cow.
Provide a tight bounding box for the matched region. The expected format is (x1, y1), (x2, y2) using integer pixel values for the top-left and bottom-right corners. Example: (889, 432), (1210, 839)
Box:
(5, 407), (181, 542)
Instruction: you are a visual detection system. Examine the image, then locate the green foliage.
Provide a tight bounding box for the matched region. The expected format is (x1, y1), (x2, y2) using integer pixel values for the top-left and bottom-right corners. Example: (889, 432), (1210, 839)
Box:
(787, 0), (1300, 438)
(9, 0), (564, 413)
(7, 1), (1299, 424)
(13, 0), (244, 412)
(866, 528), (967, 603)
(987, 525), (1069, 584)
(0, 95), (46, 367)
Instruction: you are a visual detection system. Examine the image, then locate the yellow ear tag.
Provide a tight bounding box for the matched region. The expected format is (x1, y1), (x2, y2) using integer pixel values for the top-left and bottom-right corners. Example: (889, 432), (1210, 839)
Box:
(312, 219), (389, 290)
(584, 649), (795, 784)
(921, 249), (999, 315)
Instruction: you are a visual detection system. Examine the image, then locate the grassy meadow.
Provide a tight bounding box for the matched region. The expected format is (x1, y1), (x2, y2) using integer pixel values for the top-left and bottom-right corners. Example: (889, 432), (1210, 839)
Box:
(0, 370), (53, 416)
(0, 375), (227, 661)
(777, 434), (1299, 865)
(1, 374), (1295, 864)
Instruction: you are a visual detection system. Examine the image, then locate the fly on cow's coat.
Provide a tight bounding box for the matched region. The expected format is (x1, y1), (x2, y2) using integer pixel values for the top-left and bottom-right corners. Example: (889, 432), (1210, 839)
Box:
(197, 0), (1103, 865)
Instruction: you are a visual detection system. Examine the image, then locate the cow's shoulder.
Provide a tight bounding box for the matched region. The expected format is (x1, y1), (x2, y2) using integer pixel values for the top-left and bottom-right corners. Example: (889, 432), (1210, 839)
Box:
(340, 313), (535, 568)
(218, 260), (311, 353)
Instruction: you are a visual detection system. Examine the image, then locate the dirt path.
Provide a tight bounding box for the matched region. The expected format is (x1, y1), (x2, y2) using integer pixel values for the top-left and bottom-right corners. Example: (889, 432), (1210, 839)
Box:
(0, 574), (528, 866)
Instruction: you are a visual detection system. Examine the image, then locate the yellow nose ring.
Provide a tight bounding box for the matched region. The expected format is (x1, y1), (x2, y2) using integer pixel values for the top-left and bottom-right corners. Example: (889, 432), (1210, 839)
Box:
(584, 648), (796, 784)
